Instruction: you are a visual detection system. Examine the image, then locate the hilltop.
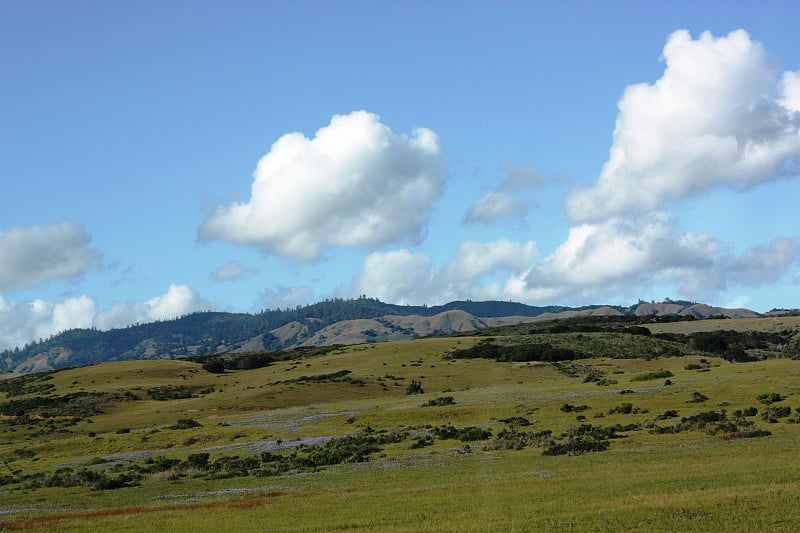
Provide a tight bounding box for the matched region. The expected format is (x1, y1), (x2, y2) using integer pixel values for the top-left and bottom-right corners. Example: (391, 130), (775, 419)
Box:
(1, 298), (760, 374)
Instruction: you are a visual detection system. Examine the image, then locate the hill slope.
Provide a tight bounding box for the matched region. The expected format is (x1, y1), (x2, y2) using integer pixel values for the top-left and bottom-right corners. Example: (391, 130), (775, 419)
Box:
(0, 316), (798, 530)
(0, 298), (759, 373)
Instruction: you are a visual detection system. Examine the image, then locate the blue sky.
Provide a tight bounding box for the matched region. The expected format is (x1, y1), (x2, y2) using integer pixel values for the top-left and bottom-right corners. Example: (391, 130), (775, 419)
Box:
(1, 1), (799, 350)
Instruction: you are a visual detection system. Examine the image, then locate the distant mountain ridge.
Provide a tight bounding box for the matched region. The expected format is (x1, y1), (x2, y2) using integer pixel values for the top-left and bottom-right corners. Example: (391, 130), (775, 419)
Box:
(0, 298), (758, 374)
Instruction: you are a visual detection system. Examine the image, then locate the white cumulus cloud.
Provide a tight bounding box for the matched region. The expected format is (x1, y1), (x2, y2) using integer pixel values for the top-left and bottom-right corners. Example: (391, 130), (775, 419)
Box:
(352, 239), (537, 304)
(0, 223), (101, 290)
(0, 284), (211, 351)
(566, 29), (800, 223)
(0, 294), (97, 350)
(94, 284), (210, 330)
(351, 213), (798, 308)
(513, 214), (800, 304)
(199, 110), (446, 261)
(518, 213), (720, 302)
(352, 249), (433, 304)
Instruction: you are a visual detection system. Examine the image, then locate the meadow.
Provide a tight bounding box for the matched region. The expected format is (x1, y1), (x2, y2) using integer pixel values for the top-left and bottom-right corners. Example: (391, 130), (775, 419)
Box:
(1, 316), (799, 531)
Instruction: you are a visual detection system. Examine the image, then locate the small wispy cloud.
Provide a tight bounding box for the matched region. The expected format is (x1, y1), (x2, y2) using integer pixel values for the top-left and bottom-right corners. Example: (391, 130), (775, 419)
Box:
(210, 260), (254, 282)
(463, 161), (547, 225)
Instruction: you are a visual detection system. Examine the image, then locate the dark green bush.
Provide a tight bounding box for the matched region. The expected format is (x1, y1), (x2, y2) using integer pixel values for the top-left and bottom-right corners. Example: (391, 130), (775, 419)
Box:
(186, 453), (210, 469)
(631, 370), (674, 381)
(757, 392), (785, 405)
(425, 396), (455, 406)
(561, 404), (589, 413)
(457, 427), (492, 442)
(146, 386), (195, 401)
(761, 405), (792, 422)
(687, 391), (709, 403)
(498, 416), (531, 428)
(405, 379), (424, 395)
(169, 418), (203, 430)
(542, 436), (610, 456)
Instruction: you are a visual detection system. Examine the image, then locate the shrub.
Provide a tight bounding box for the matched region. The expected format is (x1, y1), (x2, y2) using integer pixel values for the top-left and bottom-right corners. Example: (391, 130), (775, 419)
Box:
(425, 396), (455, 406)
(498, 416), (531, 428)
(687, 392), (709, 403)
(561, 403), (589, 413)
(187, 453), (210, 469)
(757, 392), (785, 405)
(170, 418), (203, 430)
(432, 424), (491, 441)
(542, 436), (610, 456)
(761, 405), (792, 423)
(720, 429), (771, 440)
(631, 370), (674, 382)
(655, 410), (679, 420)
(608, 403), (644, 415)
(493, 429), (553, 450)
(405, 379), (424, 395)
(202, 359), (227, 373)
(142, 456), (182, 473)
(146, 386), (195, 401)
(410, 436), (434, 449)
(457, 427), (492, 442)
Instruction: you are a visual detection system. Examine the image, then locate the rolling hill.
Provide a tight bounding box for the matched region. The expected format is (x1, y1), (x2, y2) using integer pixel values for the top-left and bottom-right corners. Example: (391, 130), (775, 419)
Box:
(0, 313), (798, 530)
(0, 297), (760, 374)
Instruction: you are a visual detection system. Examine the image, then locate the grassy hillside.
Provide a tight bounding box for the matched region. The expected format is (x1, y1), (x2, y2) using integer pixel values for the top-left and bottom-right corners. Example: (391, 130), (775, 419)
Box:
(1, 316), (799, 531)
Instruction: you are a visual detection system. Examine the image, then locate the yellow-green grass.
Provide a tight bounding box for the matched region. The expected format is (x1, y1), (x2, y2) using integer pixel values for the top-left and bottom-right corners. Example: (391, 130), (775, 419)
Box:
(645, 315), (800, 335)
(1, 333), (799, 531)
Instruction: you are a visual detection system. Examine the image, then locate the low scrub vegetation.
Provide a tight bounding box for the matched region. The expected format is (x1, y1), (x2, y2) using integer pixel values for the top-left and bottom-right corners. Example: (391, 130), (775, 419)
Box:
(631, 369), (674, 381)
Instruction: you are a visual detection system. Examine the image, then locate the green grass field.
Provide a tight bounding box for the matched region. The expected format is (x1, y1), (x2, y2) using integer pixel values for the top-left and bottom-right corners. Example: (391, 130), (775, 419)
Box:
(1, 317), (799, 531)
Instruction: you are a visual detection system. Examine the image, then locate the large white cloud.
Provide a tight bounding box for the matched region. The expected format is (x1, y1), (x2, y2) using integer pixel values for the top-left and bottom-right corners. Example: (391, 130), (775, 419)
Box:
(0, 294), (97, 350)
(352, 213), (799, 307)
(0, 223), (101, 290)
(511, 214), (799, 304)
(352, 249), (434, 304)
(515, 213), (720, 302)
(199, 110), (446, 261)
(352, 239), (537, 304)
(0, 284), (212, 351)
(566, 29), (800, 223)
(94, 284), (210, 330)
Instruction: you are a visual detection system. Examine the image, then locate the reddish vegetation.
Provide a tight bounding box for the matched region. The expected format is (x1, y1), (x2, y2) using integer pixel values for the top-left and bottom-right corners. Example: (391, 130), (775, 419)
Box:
(0, 491), (290, 529)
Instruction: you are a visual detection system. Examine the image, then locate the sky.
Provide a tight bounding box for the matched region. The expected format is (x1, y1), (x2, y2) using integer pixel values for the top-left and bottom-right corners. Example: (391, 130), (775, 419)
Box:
(1, 1), (799, 351)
